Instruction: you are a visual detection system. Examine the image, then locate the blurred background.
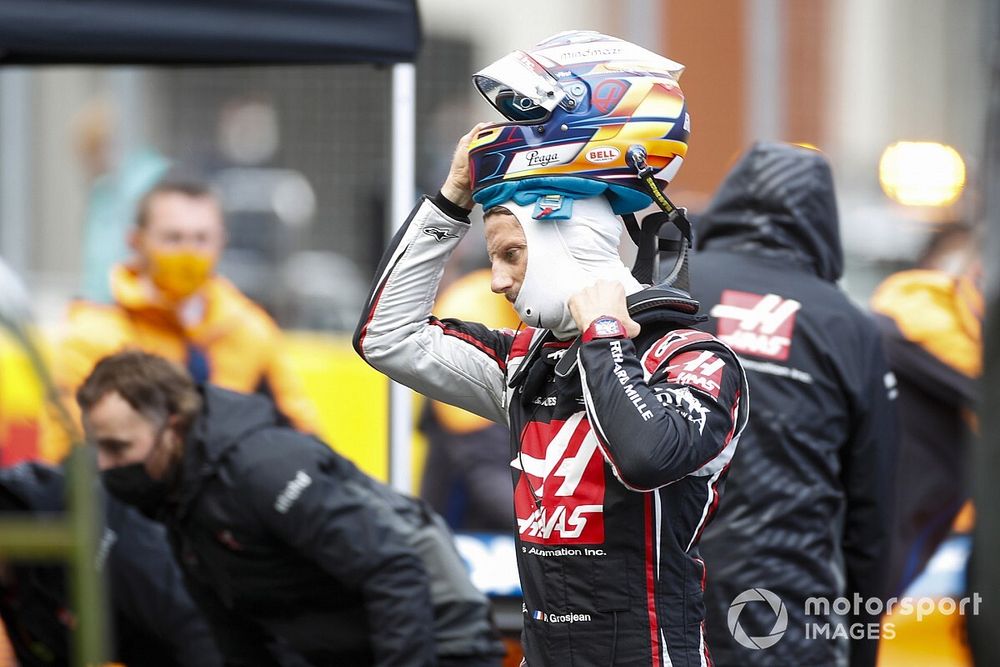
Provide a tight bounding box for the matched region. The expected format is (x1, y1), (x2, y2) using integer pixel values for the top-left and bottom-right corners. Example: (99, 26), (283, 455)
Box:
(0, 1), (995, 665)
(0, 0), (997, 464)
(1, 0), (992, 324)
(3, 0), (992, 473)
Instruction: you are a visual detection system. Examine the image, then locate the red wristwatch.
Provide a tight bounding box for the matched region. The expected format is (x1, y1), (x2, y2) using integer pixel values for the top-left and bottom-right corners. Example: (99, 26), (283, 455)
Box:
(582, 316), (627, 342)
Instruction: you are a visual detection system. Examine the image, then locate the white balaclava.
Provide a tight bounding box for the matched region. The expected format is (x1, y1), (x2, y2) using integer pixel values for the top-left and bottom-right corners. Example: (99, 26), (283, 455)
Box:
(505, 195), (643, 340)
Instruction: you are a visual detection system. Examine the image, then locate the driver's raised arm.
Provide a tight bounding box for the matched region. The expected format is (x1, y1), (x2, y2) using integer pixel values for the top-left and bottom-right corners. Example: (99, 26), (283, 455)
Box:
(353, 125), (514, 425)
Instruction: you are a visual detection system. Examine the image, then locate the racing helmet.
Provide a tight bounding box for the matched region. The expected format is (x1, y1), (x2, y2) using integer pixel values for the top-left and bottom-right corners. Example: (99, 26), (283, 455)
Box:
(469, 30), (690, 215)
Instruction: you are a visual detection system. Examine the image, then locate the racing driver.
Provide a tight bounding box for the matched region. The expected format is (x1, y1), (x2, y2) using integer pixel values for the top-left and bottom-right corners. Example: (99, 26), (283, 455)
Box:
(355, 31), (749, 667)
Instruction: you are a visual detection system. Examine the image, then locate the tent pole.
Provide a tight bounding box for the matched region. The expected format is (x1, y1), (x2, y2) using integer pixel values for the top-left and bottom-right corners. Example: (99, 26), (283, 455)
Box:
(0, 69), (32, 275)
(387, 62), (416, 493)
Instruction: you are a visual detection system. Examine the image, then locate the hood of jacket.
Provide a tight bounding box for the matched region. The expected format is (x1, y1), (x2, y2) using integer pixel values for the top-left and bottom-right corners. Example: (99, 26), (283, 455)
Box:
(174, 385), (287, 514)
(696, 142), (843, 282)
(188, 385), (286, 463)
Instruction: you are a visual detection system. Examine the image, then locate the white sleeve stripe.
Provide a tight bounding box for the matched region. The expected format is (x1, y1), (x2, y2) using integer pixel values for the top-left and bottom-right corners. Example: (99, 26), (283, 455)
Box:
(368, 233), (413, 309)
(685, 468), (723, 553)
(365, 202), (427, 310)
(661, 628), (674, 667)
(356, 250), (410, 358)
(654, 489), (663, 576)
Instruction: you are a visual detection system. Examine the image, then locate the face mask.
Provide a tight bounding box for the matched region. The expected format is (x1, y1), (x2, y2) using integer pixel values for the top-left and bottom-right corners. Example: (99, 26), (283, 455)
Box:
(100, 425), (179, 518)
(148, 249), (214, 301)
(101, 463), (174, 518)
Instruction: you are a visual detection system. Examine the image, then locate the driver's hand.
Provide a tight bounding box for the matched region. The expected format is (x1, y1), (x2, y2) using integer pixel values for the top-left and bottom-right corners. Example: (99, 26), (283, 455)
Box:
(440, 123), (489, 210)
(568, 280), (641, 338)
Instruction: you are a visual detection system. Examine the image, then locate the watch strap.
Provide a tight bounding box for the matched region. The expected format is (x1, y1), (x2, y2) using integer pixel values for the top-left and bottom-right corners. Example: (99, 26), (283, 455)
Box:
(582, 316), (627, 342)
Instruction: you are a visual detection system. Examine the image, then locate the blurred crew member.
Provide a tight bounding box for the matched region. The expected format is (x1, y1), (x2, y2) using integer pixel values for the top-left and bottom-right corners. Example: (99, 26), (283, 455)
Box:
(73, 98), (170, 305)
(78, 351), (505, 667)
(871, 247), (982, 595)
(355, 31), (749, 667)
(53, 180), (318, 461)
(691, 143), (898, 667)
(0, 462), (222, 667)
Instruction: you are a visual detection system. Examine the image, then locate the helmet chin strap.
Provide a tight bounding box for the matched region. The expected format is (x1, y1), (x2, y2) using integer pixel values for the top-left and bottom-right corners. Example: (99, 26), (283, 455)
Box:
(623, 145), (693, 292)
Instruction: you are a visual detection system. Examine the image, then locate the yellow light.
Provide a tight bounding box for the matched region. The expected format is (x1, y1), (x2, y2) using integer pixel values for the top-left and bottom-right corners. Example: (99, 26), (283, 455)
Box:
(878, 141), (966, 207)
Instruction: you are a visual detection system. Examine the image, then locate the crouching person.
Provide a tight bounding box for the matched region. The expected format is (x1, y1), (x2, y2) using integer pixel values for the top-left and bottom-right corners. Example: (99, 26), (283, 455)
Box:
(78, 350), (505, 667)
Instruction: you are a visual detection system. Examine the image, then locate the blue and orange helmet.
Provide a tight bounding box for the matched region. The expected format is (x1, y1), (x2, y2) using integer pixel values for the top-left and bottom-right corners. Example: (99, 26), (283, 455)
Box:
(469, 31), (690, 215)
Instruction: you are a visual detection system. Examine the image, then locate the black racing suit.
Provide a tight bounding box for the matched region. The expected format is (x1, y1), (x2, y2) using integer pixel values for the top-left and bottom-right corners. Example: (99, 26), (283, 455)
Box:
(355, 194), (749, 667)
(689, 142), (898, 667)
(158, 385), (504, 667)
(0, 462), (222, 667)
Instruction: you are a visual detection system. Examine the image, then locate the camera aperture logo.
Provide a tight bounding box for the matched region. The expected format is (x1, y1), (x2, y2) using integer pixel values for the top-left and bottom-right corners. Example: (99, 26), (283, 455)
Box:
(727, 589), (982, 649)
(728, 588), (788, 650)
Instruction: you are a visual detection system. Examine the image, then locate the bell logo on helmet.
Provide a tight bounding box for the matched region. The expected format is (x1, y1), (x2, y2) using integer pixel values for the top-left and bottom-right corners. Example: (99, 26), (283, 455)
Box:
(585, 147), (620, 164)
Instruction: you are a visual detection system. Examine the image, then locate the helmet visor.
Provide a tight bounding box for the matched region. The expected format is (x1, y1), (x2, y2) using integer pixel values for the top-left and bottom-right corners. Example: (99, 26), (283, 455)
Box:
(473, 51), (566, 123)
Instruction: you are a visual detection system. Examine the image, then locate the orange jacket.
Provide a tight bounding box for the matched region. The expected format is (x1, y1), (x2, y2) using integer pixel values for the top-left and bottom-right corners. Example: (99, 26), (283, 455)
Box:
(870, 269), (982, 379)
(49, 264), (318, 459)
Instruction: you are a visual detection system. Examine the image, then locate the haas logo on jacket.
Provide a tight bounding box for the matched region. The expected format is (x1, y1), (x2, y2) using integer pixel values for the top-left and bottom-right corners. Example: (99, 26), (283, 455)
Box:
(664, 350), (726, 399)
(512, 412), (605, 545)
(711, 290), (801, 361)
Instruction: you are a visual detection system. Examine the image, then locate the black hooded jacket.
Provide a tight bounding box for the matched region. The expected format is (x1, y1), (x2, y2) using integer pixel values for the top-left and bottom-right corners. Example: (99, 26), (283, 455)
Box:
(688, 143), (898, 667)
(870, 268), (980, 595)
(0, 462), (222, 667)
(160, 385), (503, 667)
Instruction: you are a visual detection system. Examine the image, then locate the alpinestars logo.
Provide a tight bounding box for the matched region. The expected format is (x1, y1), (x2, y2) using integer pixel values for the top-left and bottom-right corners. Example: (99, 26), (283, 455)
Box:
(711, 290), (801, 361)
(512, 412), (605, 545)
(423, 227), (459, 242)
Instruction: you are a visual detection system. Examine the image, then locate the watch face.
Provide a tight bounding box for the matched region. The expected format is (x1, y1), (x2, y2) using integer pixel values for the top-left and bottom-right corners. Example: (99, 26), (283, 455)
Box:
(593, 317), (622, 337)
